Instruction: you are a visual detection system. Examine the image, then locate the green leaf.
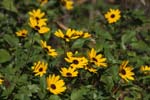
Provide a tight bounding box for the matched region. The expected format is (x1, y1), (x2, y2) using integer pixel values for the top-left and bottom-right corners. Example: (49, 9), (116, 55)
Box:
(121, 30), (136, 50)
(49, 95), (61, 100)
(131, 41), (150, 52)
(71, 87), (89, 100)
(3, 34), (19, 47)
(0, 49), (11, 63)
(71, 39), (87, 49)
(2, 0), (17, 12)
(101, 75), (114, 93)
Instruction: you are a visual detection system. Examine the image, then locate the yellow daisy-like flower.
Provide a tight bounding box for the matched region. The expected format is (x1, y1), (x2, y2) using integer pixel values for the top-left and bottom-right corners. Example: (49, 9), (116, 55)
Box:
(0, 78), (3, 85)
(38, 0), (48, 6)
(82, 32), (91, 38)
(29, 9), (45, 20)
(29, 18), (50, 34)
(65, 52), (88, 69)
(88, 48), (107, 67)
(46, 74), (66, 94)
(84, 65), (97, 73)
(54, 29), (78, 42)
(140, 65), (150, 75)
(32, 61), (48, 77)
(104, 9), (121, 24)
(74, 30), (91, 38)
(60, 67), (78, 77)
(40, 40), (58, 57)
(61, 0), (74, 10)
(119, 60), (135, 82)
(15, 29), (28, 37)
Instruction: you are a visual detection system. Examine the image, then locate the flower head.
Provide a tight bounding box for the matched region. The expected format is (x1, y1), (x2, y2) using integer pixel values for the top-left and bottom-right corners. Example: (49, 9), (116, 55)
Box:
(32, 61), (48, 77)
(104, 9), (121, 24)
(140, 65), (150, 75)
(38, 0), (48, 6)
(29, 9), (45, 20)
(60, 67), (78, 77)
(65, 52), (88, 69)
(29, 18), (50, 34)
(46, 74), (66, 94)
(40, 40), (58, 57)
(61, 0), (74, 10)
(54, 29), (77, 42)
(84, 65), (97, 73)
(88, 48), (107, 67)
(119, 60), (135, 82)
(16, 29), (28, 37)
(0, 78), (3, 85)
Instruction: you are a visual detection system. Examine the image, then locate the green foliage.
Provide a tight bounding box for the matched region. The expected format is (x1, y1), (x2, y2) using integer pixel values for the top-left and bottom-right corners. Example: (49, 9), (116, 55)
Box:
(0, 0), (150, 100)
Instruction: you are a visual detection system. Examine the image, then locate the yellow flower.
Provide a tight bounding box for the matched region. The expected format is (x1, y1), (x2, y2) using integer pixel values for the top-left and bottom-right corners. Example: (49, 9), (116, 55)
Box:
(29, 18), (50, 34)
(32, 61), (48, 77)
(65, 52), (88, 69)
(54, 29), (78, 42)
(29, 9), (45, 20)
(104, 9), (121, 24)
(88, 48), (107, 67)
(38, 0), (48, 6)
(82, 32), (91, 38)
(119, 60), (135, 82)
(40, 40), (58, 57)
(74, 30), (91, 38)
(46, 74), (66, 94)
(61, 0), (74, 10)
(60, 67), (78, 77)
(0, 78), (3, 85)
(84, 65), (97, 73)
(140, 65), (150, 75)
(15, 29), (28, 37)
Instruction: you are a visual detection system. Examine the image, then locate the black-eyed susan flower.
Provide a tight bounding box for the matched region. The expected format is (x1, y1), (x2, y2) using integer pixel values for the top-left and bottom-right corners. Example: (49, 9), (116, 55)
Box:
(29, 9), (46, 20)
(104, 9), (121, 24)
(74, 30), (91, 38)
(15, 29), (28, 37)
(40, 40), (58, 57)
(88, 48), (107, 67)
(38, 0), (48, 6)
(54, 29), (78, 42)
(140, 65), (150, 75)
(46, 74), (66, 94)
(119, 60), (135, 82)
(29, 18), (50, 34)
(32, 61), (48, 77)
(61, 0), (74, 10)
(60, 67), (78, 77)
(84, 65), (97, 73)
(65, 52), (88, 69)
(0, 78), (3, 85)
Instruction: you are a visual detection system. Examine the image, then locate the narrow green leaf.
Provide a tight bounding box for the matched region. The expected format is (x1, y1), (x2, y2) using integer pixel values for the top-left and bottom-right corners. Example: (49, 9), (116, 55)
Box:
(49, 95), (61, 100)
(0, 49), (11, 63)
(71, 39), (86, 49)
(3, 34), (19, 47)
(2, 0), (17, 12)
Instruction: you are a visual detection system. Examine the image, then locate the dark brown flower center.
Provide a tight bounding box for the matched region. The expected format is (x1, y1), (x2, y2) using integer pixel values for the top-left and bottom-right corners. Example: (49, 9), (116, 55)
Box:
(39, 68), (43, 72)
(92, 58), (97, 62)
(121, 69), (126, 75)
(35, 26), (40, 30)
(66, 72), (72, 77)
(35, 17), (40, 21)
(73, 60), (79, 64)
(44, 47), (49, 52)
(51, 84), (56, 89)
(64, 35), (69, 39)
(61, 0), (66, 6)
(111, 14), (115, 18)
